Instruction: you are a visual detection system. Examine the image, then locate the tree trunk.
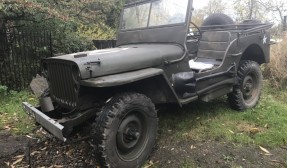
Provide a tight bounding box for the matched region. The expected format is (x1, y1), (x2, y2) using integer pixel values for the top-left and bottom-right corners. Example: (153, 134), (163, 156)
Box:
(0, 14), (7, 79)
(283, 16), (287, 31)
(249, 0), (254, 19)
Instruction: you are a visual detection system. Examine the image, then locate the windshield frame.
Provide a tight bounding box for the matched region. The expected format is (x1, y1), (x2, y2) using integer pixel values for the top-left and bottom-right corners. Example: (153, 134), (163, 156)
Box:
(120, 0), (190, 32)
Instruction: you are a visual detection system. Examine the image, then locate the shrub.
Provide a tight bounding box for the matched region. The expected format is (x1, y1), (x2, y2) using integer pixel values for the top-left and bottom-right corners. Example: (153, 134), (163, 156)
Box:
(263, 34), (287, 89)
(0, 85), (8, 96)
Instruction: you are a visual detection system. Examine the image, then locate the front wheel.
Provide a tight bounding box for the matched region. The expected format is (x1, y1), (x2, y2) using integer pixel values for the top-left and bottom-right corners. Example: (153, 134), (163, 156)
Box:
(93, 93), (158, 168)
(228, 61), (263, 111)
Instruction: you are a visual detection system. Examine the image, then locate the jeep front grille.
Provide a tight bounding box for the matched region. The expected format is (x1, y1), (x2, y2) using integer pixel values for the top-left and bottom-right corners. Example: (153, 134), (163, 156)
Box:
(46, 61), (79, 109)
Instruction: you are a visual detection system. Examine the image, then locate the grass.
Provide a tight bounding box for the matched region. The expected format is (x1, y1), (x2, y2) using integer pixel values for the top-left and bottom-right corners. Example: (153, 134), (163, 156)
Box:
(1, 82), (286, 147)
(0, 90), (37, 135)
(158, 82), (287, 148)
(1, 84), (286, 168)
(181, 160), (196, 168)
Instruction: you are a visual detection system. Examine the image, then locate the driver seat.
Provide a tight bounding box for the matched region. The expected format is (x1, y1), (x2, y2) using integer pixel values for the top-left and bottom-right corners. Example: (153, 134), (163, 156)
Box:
(189, 31), (231, 72)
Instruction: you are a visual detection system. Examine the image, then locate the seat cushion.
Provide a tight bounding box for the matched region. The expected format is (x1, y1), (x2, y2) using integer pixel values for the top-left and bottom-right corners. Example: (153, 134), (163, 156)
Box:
(196, 58), (222, 66)
(189, 59), (214, 71)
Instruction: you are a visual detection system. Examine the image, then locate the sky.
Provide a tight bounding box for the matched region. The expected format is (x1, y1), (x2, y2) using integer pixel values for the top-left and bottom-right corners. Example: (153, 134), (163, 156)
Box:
(192, 0), (285, 24)
(193, 0), (209, 9)
(193, 0), (235, 17)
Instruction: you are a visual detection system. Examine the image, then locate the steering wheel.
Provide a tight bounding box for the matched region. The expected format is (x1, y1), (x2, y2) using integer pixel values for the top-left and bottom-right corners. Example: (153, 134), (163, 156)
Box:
(187, 21), (201, 41)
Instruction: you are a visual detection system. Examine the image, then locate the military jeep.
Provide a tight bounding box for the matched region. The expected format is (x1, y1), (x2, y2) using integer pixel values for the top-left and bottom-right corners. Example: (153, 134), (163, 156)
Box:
(23, 0), (273, 167)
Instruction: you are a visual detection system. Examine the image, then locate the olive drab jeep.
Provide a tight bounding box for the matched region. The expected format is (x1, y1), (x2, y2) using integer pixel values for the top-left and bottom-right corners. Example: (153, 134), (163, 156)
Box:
(23, 0), (273, 167)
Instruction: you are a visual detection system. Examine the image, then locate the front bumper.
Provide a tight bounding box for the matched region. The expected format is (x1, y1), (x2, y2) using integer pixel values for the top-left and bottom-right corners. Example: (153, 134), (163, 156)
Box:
(22, 102), (67, 141)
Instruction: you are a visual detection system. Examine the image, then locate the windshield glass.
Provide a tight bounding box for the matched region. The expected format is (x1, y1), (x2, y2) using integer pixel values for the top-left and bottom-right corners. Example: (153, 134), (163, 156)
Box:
(122, 3), (151, 30)
(122, 0), (189, 30)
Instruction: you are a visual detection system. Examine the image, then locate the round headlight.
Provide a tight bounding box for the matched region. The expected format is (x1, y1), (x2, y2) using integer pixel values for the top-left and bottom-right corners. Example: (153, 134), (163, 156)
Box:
(72, 65), (81, 82)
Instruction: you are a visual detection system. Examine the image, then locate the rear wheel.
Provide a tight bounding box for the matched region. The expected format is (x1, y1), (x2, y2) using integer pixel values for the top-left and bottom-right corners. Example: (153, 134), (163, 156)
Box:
(228, 61), (263, 111)
(93, 93), (158, 168)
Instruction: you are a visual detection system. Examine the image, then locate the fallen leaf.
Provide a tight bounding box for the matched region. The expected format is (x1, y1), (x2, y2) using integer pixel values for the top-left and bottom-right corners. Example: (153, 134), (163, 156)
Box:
(250, 128), (260, 134)
(14, 154), (24, 159)
(259, 146), (271, 154)
(40, 128), (47, 135)
(228, 129), (234, 134)
(143, 161), (154, 168)
(41, 147), (47, 151)
(4, 125), (11, 130)
(4, 162), (9, 166)
(66, 149), (74, 156)
(31, 151), (41, 155)
(12, 157), (23, 166)
(190, 145), (195, 150)
(28, 98), (35, 101)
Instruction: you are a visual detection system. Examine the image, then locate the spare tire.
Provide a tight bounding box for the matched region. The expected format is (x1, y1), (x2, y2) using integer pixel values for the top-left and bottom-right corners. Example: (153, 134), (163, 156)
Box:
(202, 13), (234, 26)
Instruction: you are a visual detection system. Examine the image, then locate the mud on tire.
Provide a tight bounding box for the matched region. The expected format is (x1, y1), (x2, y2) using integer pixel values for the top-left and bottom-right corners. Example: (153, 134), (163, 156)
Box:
(93, 93), (158, 168)
(228, 61), (263, 111)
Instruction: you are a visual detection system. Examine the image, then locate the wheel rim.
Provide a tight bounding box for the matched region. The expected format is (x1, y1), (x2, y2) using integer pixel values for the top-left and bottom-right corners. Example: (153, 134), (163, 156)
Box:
(242, 72), (259, 104)
(116, 110), (148, 161)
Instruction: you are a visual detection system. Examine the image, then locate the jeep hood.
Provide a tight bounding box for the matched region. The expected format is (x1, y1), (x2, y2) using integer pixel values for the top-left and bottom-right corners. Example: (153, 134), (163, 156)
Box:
(46, 44), (184, 79)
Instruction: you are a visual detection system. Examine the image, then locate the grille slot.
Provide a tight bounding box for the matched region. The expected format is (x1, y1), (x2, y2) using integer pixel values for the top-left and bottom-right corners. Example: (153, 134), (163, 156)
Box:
(47, 61), (78, 109)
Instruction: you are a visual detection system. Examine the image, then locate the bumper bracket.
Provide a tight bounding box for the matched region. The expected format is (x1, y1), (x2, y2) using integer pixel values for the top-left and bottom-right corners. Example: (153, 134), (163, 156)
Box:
(22, 102), (67, 142)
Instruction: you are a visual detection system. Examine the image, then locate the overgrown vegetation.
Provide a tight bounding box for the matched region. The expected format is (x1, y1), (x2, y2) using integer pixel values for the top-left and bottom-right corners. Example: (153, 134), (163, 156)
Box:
(0, 0), (124, 54)
(159, 82), (287, 148)
(0, 0), (125, 90)
(263, 34), (287, 89)
(0, 86), (37, 134)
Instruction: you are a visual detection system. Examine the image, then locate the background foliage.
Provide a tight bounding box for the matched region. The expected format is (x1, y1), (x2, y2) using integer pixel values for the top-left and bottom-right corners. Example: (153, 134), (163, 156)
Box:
(0, 0), (125, 54)
(0, 0), (286, 89)
(263, 34), (287, 89)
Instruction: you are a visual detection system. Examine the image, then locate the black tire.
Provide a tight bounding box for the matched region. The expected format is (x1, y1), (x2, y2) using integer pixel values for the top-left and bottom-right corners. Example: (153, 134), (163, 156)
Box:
(228, 61), (263, 111)
(202, 13), (234, 26)
(93, 93), (158, 168)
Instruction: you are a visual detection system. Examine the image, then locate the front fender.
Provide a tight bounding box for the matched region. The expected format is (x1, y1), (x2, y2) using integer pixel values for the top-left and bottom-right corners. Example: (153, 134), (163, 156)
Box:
(80, 68), (182, 106)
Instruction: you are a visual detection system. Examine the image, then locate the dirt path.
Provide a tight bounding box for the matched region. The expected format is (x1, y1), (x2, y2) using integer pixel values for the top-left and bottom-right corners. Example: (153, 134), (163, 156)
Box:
(1, 127), (286, 168)
(152, 137), (287, 168)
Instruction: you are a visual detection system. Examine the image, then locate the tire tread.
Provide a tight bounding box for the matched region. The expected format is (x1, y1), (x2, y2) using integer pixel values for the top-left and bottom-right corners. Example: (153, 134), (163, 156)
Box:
(93, 93), (157, 168)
